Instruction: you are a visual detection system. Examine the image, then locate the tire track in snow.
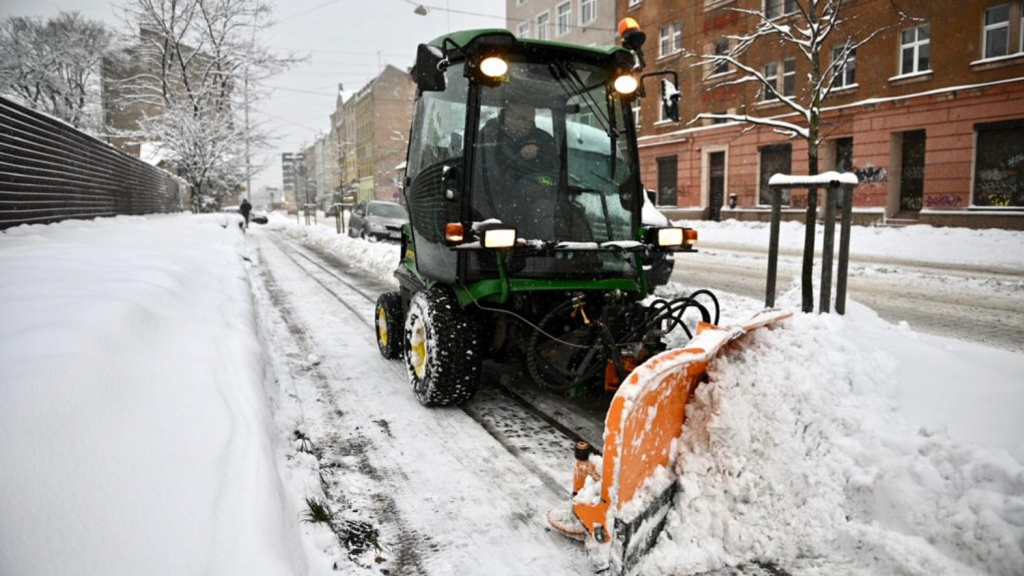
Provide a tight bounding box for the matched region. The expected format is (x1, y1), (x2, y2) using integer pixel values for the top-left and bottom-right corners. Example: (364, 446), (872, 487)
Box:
(255, 253), (433, 575)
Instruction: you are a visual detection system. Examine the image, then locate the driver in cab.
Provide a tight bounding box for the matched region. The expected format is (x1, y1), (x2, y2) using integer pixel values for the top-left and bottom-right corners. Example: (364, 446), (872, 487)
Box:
(481, 103), (557, 189)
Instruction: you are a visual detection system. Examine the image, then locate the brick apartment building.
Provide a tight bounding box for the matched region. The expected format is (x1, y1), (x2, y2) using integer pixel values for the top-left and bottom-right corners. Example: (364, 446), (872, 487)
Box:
(506, 0), (617, 45)
(619, 0), (1024, 229)
(327, 65), (415, 203)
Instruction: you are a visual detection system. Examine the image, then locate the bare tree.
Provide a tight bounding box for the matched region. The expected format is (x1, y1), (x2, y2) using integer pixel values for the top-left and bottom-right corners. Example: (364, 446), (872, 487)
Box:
(693, 0), (912, 312)
(0, 12), (113, 133)
(113, 0), (294, 210)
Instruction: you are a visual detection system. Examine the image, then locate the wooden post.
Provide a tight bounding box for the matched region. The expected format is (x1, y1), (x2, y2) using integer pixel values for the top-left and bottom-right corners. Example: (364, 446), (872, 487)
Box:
(819, 182), (838, 313)
(765, 186), (783, 308)
(836, 186), (854, 315)
(801, 187), (818, 313)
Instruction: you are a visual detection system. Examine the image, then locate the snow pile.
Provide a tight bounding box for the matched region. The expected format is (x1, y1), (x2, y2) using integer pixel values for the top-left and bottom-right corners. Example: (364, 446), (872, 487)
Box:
(643, 309), (1024, 576)
(0, 215), (307, 576)
(269, 216), (400, 284)
(672, 218), (1024, 273)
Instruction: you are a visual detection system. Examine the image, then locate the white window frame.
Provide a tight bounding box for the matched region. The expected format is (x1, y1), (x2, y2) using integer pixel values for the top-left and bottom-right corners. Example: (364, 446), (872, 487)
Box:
(580, 0), (596, 26)
(629, 0), (642, 7)
(832, 46), (856, 88)
(632, 103), (641, 130)
(536, 11), (550, 41)
(762, 61), (779, 101)
(764, 0), (797, 20)
(710, 38), (730, 76)
(517, 21), (530, 38)
(782, 58), (796, 97)
(900, 23), (931, 75)
(983, 4), (1011, 59)
(671, 22), (682, 54)
(659, 25), (672, 57)
(556, 1), (572, 37)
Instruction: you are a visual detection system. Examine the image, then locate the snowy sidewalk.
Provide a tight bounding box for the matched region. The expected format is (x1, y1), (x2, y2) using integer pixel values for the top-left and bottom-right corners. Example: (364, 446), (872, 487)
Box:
(0, 215), (309, 576)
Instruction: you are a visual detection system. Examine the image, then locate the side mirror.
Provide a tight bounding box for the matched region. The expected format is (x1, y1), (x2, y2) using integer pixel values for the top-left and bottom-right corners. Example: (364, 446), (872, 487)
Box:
(661, 79), (681, 123)
(412, 44), (447, 92)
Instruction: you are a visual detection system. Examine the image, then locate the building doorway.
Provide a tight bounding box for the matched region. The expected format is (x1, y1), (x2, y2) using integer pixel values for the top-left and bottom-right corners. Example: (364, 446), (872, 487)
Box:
(899, 130), (926, 213)
(708, 151), (726, 221)
(656, 155), (678, 206)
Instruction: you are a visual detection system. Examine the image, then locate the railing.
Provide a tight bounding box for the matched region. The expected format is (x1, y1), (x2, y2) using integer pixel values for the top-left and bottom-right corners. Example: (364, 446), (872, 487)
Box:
(0, 96), (183, 230)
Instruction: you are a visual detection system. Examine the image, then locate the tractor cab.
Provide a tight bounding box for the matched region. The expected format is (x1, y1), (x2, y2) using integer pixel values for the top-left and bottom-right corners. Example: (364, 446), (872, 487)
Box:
(401, 28), (689, 295)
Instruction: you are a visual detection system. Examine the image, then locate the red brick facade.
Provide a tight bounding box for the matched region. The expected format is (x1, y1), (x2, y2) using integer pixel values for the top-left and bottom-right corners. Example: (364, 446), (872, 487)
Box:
(619, 0), (1024, 228)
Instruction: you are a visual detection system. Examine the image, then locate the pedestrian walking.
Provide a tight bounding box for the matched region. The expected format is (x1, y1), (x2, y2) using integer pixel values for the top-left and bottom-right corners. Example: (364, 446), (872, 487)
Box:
(239, 198), (252, 231)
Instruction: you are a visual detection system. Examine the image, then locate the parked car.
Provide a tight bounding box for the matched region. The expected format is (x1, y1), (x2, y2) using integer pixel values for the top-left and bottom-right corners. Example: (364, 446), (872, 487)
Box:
(642, 190), (675, 287)
(251, 211), (268, 225)
(348, 200), (409, 241)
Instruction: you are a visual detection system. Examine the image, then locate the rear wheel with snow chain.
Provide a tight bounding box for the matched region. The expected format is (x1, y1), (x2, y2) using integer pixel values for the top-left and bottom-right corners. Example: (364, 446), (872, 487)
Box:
(375, 291), (404, 359)
(403, 287), (483, 407)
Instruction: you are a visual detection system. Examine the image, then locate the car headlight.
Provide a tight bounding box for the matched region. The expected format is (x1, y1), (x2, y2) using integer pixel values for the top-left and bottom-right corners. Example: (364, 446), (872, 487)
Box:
(367, 222), (385, 232)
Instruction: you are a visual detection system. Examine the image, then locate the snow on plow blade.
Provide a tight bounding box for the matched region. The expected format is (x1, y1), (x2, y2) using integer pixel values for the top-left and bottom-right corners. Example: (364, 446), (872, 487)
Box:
(549, 310), (793, 575)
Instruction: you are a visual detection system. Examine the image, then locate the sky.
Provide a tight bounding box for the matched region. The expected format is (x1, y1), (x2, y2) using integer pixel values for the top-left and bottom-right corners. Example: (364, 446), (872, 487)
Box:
(0, 0), (507, 196)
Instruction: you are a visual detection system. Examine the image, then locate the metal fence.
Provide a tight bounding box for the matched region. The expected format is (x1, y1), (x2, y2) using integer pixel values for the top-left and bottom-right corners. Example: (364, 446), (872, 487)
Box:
(0, 96), (184, 230)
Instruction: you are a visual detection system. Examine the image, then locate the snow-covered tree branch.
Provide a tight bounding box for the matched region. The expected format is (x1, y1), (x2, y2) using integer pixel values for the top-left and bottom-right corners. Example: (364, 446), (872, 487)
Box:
(0, 12), (113, 133)
(111, 0), (296, 211)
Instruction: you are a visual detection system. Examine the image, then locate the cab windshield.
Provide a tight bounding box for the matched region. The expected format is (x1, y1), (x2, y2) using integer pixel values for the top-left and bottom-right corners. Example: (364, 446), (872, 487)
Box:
(470, 58), (639, 279)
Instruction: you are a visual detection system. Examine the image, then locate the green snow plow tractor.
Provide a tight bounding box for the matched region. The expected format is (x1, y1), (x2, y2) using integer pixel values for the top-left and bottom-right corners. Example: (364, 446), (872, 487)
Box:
(374, 26), (718, 406)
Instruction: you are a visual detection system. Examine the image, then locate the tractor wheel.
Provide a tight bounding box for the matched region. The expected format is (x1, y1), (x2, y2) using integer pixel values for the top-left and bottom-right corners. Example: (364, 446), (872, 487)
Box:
(403, 287), (482, 406)
(375, 291), (404, 359)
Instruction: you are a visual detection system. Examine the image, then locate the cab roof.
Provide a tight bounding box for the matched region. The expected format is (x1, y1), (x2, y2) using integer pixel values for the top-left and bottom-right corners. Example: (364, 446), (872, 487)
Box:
(429, 28), (629, 59)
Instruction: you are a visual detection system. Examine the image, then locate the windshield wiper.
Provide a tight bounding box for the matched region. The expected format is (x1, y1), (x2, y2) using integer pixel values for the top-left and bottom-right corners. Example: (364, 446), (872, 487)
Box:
(550, 61), (616, 139)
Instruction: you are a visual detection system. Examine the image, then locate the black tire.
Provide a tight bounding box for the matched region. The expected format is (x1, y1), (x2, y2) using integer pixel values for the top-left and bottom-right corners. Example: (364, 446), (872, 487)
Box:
(375, 292), (404, 359)
(403, 287), (482, 406)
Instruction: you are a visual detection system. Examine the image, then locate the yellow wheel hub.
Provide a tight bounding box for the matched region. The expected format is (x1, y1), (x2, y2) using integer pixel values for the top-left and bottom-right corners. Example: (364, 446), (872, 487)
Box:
(377, 308), (389, 348)
(409, 317), (427, 378)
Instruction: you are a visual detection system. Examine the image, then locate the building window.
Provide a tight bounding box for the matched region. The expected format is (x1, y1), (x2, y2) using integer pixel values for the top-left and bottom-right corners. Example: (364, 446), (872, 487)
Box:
(556, 2), (572, 36)
(580, 0), (596, 25)
(974, 120), (1024, 207)
(983, 5), (1011, 59)
(762, 61), (779, 101)
(835, 137), (854, 172)
(782, 58), (796, 97)
(629, 0), (642, 6)
(759, 144), (792, 205)
(900, 23), (931, 75)
(632, 104), (641, 129)
(764, 0), (797, 19)
(517, 21), (530, 38)
(832, 46), (857, 87)
(536, 12), (550, 40)
(712, 38), (730, 75)
(660, 22), (682, 57)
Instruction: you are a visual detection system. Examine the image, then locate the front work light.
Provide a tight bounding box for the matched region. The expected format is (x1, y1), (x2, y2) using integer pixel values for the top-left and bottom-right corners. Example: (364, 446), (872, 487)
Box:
(656, 227), (684, 247)
(482, 228), (517, 249)
(479, 56), (509, 78)
(613, 74), (639, 95)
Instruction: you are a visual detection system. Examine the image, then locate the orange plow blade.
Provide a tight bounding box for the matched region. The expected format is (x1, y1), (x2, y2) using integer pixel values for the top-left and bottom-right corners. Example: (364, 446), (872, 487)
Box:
(549, 310), (792, 574)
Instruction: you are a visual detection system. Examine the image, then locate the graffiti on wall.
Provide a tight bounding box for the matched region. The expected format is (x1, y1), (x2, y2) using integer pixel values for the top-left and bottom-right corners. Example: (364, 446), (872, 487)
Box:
(925, 194), (965, 208)
(853, 165), (887, 186)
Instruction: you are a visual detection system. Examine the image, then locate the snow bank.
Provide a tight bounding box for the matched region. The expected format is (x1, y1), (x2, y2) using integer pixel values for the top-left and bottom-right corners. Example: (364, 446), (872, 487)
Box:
(642, 304), (1024, 576)
(672, 218), (1024, 273)
(269, 216), (400, 285)
(0, 215), (306, 576)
